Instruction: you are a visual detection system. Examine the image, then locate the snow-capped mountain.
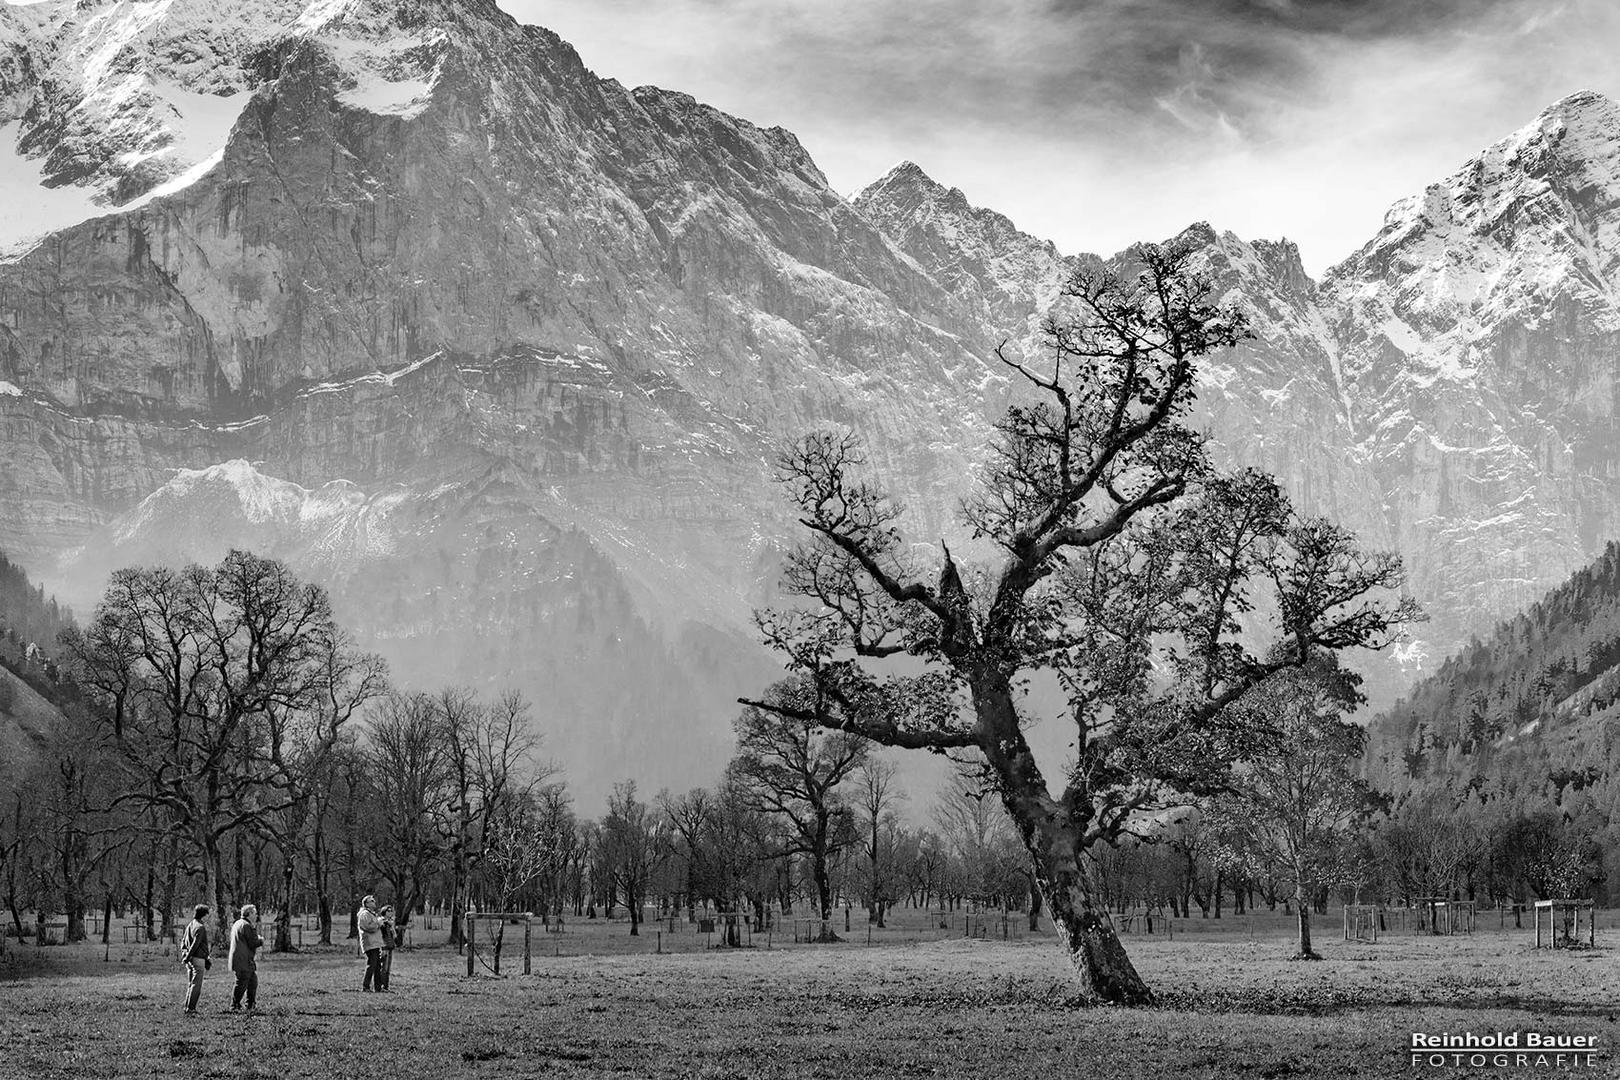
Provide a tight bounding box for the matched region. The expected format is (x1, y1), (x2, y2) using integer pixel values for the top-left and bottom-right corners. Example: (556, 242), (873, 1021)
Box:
(1324, 89), (1620, 655)
(0, 0), (302, 253)
(3, 0), (1620, 798)
(860, 94), (1620, 693)
(854, 161), (1081, 350)
(0, 0), (998, 802)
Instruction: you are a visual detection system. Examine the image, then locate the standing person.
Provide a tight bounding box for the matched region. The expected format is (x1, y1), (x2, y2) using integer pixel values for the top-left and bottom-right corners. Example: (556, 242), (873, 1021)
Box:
(378, 905), (396, 992)
(227, 904), (263, 1011)
(357, 895), (384, 992)
(177, 905), (211, 1015)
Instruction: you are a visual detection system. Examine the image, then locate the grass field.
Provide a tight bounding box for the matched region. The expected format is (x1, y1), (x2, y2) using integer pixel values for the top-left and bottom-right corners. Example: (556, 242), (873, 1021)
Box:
(1, 911), (1614, 1079)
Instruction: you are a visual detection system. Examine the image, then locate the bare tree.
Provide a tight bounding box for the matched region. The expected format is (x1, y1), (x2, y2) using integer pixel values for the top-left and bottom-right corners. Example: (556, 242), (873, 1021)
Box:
(600, 782), (662, 936)
(438, 688), (545, 942)
(856, 759), (905, 927)
(529, 786), (578, 921)
(20, 705), (124, 943)
(729, 679), (868, 931)
(366, 693), (453, 930)
(742, 243), (1419, 1003)
(302, 736), (360, 944)
(62, 551), (384, 943)
(659, 787), (714, 921)
(1210, 658), (1373, 958)
(264, 630), (389, 951)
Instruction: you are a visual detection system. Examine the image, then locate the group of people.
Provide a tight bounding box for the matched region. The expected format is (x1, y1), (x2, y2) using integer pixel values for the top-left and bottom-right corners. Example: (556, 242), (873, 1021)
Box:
(176, 904), (263, 1013)
(357, 895), (396, 993)
(175, 895), (400, 1013)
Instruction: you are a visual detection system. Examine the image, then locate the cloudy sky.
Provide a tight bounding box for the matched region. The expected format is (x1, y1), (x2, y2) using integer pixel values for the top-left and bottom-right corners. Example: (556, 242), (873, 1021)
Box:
(500, 0), (1620, 276)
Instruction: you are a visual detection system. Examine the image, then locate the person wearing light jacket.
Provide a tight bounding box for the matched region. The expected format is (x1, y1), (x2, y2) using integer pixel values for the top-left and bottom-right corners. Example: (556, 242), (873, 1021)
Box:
(357, 895), (386, 992)
(177, 905), (211, 1014)
(227, 904), (263, 1011)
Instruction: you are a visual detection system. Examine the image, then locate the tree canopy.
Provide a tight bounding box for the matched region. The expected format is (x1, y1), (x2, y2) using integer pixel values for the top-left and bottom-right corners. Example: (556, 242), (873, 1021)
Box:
(745, 241), (1419, 1003)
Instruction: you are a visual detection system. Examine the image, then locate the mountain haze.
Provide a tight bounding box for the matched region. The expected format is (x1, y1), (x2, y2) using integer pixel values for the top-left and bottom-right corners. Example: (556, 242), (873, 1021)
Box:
(3, 0), (1620, 802)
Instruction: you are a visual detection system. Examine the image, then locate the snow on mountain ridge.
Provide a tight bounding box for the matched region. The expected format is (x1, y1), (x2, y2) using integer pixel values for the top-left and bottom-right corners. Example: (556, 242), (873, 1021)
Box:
(0, 0), (301, 252)
(111, 459), (405, 565)
(853, 159), (1077, 361)
(1339, 90), (1620, 336)
(0, 0), (505, 253)
(5, 2), (1620, 784)
(1315, 91), (1620, 682)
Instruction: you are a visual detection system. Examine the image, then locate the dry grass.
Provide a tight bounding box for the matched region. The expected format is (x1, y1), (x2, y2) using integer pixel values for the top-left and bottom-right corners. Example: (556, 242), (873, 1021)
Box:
(1, 916), (1615, 1079)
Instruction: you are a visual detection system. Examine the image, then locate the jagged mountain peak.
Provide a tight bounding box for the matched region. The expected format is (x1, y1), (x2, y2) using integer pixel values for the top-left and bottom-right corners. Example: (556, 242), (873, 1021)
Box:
(289, 0), (512, 34)
(859, 159), (947, 201)
(1182, 226), (1315, 292)
(1332, 87), (1620, 318)
(0, 0), (528, 254)
(625, 83), (832, 191)
(1524, 88), (1620, 139)
(854, 158), (1071, 346)
(1250, 238), (1312, 293)
(1452, 87), (1620, 208)
(856, 159), (1056, 258)
(1309, 92), (1620, 672)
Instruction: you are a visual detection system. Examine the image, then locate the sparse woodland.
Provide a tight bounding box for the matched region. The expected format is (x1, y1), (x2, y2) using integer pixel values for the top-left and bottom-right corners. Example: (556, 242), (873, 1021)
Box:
(1, 248), (1618, 1008)
(0, 553), (1041, 961)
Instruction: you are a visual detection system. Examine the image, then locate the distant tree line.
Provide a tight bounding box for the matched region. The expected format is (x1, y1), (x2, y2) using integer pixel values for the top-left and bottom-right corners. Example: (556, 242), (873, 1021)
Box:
(0, 550), (1043, 957)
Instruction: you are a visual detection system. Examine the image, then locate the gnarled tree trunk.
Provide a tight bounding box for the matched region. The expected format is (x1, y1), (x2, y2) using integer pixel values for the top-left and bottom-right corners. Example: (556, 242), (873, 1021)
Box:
(978, 672), (1153, 1005)
(1028, 833), (1153, 1005)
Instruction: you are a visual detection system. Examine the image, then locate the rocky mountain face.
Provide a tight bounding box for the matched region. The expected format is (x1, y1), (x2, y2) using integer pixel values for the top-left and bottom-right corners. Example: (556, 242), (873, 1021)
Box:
(1324, 90), (1620, 657)
(859, 92), (1620, 696)
(2, 0), (1619, 800)
(0, 0), (1002, 803)
(854, 166), (1386, 545)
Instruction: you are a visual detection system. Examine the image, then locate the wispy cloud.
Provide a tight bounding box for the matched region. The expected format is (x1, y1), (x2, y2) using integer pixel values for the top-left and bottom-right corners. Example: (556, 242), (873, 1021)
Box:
(501, 0), (1620, 274)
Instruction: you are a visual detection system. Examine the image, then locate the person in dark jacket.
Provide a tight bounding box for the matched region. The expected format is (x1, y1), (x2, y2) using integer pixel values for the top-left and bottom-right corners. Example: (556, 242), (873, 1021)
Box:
(177, 905), (211, 1014)
(378, 905), (396, 992)
(227, 904), (263, 1011)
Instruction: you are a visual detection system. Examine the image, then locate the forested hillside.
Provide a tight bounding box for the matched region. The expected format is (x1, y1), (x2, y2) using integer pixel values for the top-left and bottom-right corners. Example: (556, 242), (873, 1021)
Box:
(0, 550), (74, 698)
(0, 550), (74, 776)
(1364, 541), (1620, 902)
(1368, 542), (1620, 784)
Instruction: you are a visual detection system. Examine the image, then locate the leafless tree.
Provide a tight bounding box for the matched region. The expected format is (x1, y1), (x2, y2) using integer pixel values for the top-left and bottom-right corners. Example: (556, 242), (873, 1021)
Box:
(659, 787), (714, 921)
(600, 781), (662, 936)
(856, 759), (905, 926)
(63, 551), (387, 943)
(1210, 658), (1373, 958)
(729, 679), (868, 930)
(437, 688), (547, 942)
(743, 243), (1419, 1003)
(366, 693), (452, 931)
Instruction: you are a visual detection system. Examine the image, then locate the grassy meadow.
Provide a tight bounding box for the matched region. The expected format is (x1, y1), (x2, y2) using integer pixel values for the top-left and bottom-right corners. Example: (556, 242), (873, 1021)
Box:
(1, 909), (1615, 1079)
